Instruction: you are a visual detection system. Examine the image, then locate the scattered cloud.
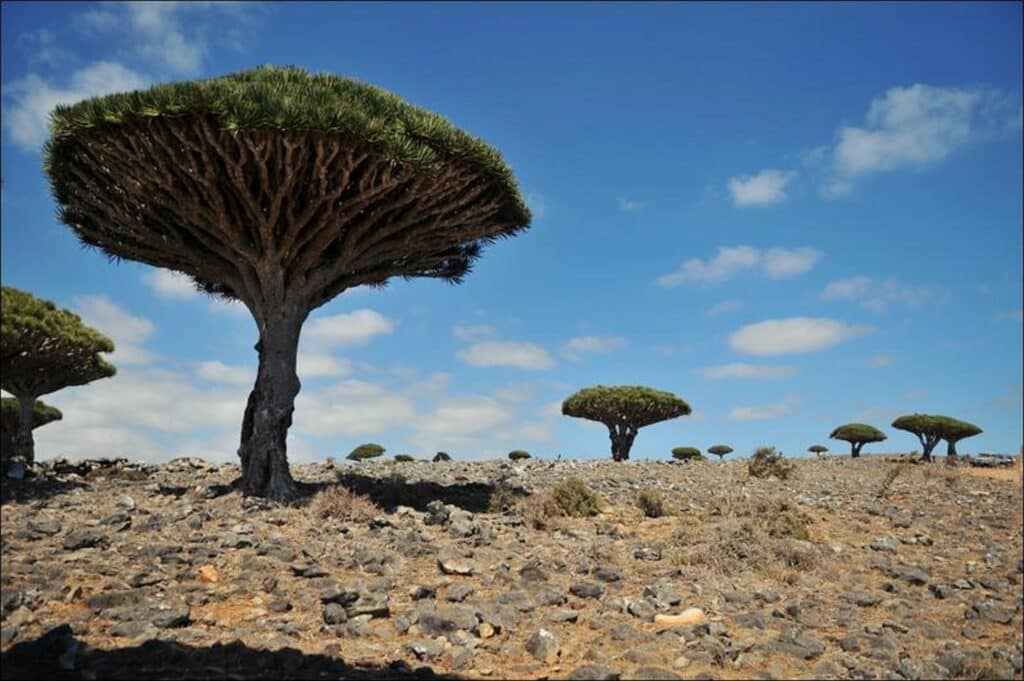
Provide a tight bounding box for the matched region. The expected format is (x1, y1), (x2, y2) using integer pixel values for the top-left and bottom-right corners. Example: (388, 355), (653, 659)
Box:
(3, 62), (149, 150)
(562, 335), (627, 361)
(657, 245), (821, 287)
(821, 276), (949, 312)
(15, 29), (76, 68)
(304, 309), (395, 348)
(729, 396), (800, 421)
(196, 360), (252, 386)
(452, 323), (499, 342)
(457, 340), (555, 371)
(727, 169), (796, 206)
(617, 197), (647, 212)
(297, 353), (353, 378)
(71, 295), (156, 365)
(822, 84), (1020, 196)
(295, 379), (417, 438)
(729, 317), (872, 356)
(143, 269), (199, 300)
(707, 300), (743, 316)
(700, 363), (796, 380)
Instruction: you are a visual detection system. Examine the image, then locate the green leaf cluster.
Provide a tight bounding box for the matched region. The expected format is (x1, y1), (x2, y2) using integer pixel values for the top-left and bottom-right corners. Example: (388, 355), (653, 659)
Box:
(891, 414), (981, 442)
(346, 443), (385, 461)
(562, 385), (691, 429)
(829, 423), (887, 444)
(508, 450), (531, 461)
(707, 445), (733, 458)
(44, 65), (529, 224)
(808, 444), (829, 454)
(671, 446), (704, 461)
(1, 287), (116, 398)
(0, 398), (62, 433)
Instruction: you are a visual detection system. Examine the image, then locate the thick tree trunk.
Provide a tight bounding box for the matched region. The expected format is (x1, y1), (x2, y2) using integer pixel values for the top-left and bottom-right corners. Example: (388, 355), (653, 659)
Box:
(237, 309), (304, 501)
(946, 440), (958, 457)
(851, 442), (861, 458)
(921, 436), (939, 462)
(13, 395), (36, 465)
(608, 425), (637, 461)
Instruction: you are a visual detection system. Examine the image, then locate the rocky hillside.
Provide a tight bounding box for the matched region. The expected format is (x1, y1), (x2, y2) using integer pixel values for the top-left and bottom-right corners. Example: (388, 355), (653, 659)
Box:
(2, 455), (1022, 680)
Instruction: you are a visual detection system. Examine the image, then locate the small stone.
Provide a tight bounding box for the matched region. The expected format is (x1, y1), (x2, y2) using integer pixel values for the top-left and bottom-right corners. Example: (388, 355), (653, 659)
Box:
(152, 607), (190, 628)
(290, 563), (328, 578)
(197, 565), (219, 584)
(626, 599), (656, 621)
(929, 584), (953, 600)
(568, 665), (620, 680)
(593, 568), (622, 583)
(672, 655), (690, 670)
(627, 668), (681, 681)
(854, 593), (882, 607)
(870, 537), (900, 553)
(62, 530), (106, 551)
(410, 585), (436, 601)
(570, 581), (604, 599)
(525, 628), (560, 663)
(267, 599), (291, 613)
(478, 621), (495, 638)
(27, 519), (61, 536)
(655, 608), (705, 629)
(447, 585), (475, 602)
(549, 609), (580, 623)
(323, 603), (347, 625)
(438, 550), (475, 576)
(975, 599), (1019, 624)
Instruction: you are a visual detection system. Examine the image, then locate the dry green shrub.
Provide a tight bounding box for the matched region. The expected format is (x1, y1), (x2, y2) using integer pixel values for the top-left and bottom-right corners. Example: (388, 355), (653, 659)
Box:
(875, 464), (903, 498)
(546, 477), (603, 517)
(309, 485), (378, 522)
(636, 487), (667, 518)
(748, 446), (795, 480)
(487, 484), (528, 514)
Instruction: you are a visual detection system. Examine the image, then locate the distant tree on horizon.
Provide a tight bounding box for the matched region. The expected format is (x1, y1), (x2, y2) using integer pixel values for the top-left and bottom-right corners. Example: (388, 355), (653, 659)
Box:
(1, 287), (115, 466)
(829, 423), (886, 458)
(672, 446), (704, 462)
(808, 444), (828, 457)
(891, 414), (982, 462)
(562, 385), (690, 461)
(43, 66), (531, 500)
(707, 444), (733, 460)
(347, 443), (385, 461)
(508, 450), (531, 461)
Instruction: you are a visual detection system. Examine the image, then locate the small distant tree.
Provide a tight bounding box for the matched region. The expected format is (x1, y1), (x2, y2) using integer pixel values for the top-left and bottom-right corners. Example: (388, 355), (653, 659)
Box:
(942, 419), (982, 458)
(829, 423), (886, 458)
(671, 446), (704, 462)
(394, 454), (415, 462)
(347, 443), (384, 461)
(433, 451), (452, 462)
(508, 450), (531, 461)
(808, 444), (828, 457)
(562, 385), (690, 461)
(44, 66), (530, 500)
(707, 444), (733, 460)
(1, 287), (115, 464)
(1, 398), (62, 467)
(891, 414), (981, 462)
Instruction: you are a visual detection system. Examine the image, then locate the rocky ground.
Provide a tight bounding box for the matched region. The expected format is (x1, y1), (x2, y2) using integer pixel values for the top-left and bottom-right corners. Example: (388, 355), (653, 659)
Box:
(1, 454), (1022, 680)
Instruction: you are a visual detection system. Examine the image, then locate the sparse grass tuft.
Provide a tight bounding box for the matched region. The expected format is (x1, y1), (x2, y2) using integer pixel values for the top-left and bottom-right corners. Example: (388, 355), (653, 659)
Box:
(748, 446), (795, 480)
(547, 477), (603, 518)
(636, 487), (667, 518)
(875, 464), (903, 498)
(308, 485), (378, 522)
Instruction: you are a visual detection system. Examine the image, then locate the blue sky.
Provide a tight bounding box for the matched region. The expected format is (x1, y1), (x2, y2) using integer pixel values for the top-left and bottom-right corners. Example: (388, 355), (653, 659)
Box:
(1, 2), (1021, 463)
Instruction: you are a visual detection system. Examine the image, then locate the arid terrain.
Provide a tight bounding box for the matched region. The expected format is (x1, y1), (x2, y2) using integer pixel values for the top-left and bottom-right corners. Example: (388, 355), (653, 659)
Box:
(1, 454), (1022, 680)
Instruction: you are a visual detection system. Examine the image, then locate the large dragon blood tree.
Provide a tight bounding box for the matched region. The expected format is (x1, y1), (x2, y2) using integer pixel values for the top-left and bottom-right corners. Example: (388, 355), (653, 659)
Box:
(562, 385), (691, 461)
(44, 66), (531, 500)
(1, 287), (115, 464)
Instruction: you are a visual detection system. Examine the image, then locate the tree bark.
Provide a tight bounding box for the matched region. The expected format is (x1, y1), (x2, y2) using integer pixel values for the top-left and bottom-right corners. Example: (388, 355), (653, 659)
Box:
(851, 442), (862, 458)
(946, 440), (958, 457)
(920, 435), (939, 462)
(13, 395), (36, 465)
(608, 425), (637, 461)
(237, 308), (305, 501)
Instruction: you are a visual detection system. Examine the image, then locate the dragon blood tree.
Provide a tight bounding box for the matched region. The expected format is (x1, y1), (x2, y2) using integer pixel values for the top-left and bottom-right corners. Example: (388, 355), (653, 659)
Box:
(892, 414), (980, 462)
(1, 397), (62, 466)
(562, 385), (690, 461)
(1, 287), (115, 464)
(829, 423), (886, 458)
(44, 66), (530, 500)
(707, 444), (733, 460)
(808, 444), (828, 457)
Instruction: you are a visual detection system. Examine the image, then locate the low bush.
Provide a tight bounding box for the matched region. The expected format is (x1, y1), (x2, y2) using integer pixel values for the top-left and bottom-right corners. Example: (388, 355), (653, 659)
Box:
(346, 443), (385, 461)
(394, 454), (415, 462)
(671, 446), (704, 462)
(308, 485), (378, 522)
(547, 477), (603, 517)
(433, 451), (451, 462)
(636, 487), (667, 518)
(748, 446), (794, 479)
(508, 450), (531, 461)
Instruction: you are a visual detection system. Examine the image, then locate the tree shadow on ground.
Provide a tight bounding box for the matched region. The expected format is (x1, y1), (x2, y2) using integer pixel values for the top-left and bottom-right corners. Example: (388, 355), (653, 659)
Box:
(297, 472), (523, 514)
(1, 625), (461, 680)
(0, 477), (87, 505)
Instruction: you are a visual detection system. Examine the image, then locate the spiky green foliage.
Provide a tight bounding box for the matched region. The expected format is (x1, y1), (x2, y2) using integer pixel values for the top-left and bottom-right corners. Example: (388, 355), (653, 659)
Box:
(346, 443), (385, 461)
(0, 398), (62, 432)
(708, 445), (733, 460)
(808, 444), (829, 455)
(562, 385), (691, 461)
(671, 446), (704, 462)
(829, 423), (886, 457)
(1, 287), (116, 399)
(508, 450), (531, 461)
(891, 414), (982, 460)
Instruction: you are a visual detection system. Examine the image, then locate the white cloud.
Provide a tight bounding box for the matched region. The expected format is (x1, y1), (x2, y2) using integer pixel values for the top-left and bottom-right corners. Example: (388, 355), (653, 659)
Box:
(707, 300), (743, 316)
(701, 363), (796, 380)
(16, 29), (76, 68)
(457, 340), (555, 370)
(617, 198), (646, 212)
(824, 84), (1019, 195)
(729, 317), (872, 356)
(762, 247), (822, 279)
(657, 245), (821, 287)
(297, 353), (353, 379)
(2, 62), (149, 150)
(304, 309), (395, 348)
(295, 380), (417, 438)
(727, 169), (796, 206)
(562, 335), (627, 361)
(143, 269), (199, 300)
(821, 276), (948, 312)
(196, 360), (252, 386)
(412, 397), (514, 447)
(452, 323), (499, 342)
(729, 396), (799, 422)
(72, 295), (156, 365)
